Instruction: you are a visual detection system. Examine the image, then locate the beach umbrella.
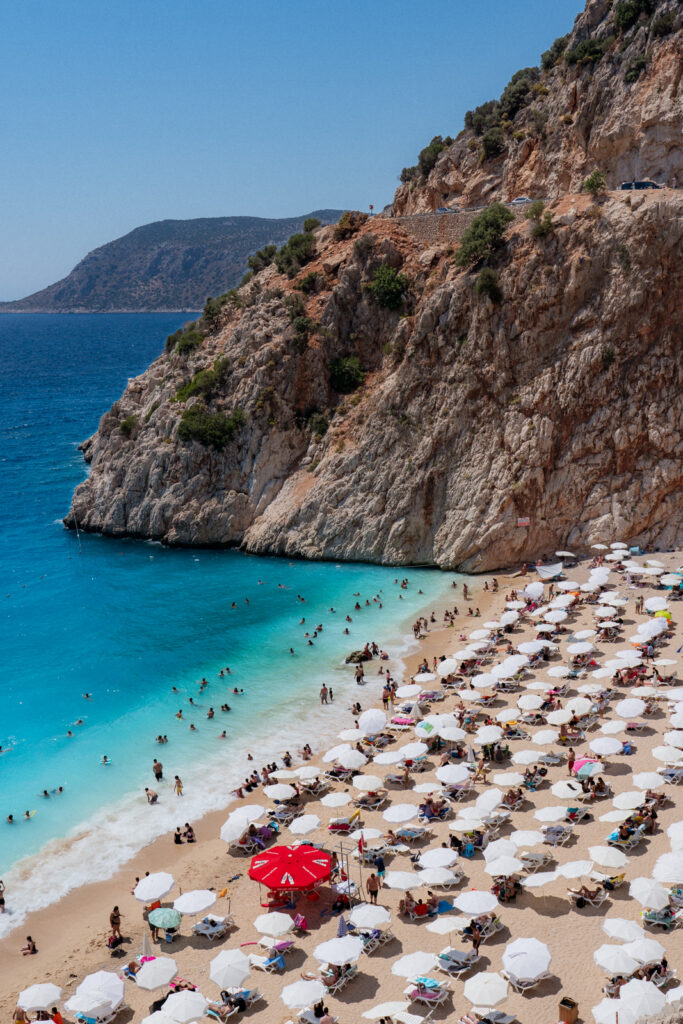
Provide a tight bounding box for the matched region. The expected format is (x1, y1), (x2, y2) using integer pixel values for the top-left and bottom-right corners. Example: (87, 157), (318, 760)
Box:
(496, 709), (519, 724)
(210, 948), (251, 989)
(485, 856), (524, 876)
(148, 907), (182, 930)
(136, 957), (178, 990)
(623, 937), (667, 964)
(576, 760), (602, 780)
(463, 972), (508, 1007)
(532, 729), (558, 745)
(163, 991), (208, 1024)
(632, 772), (664, 790)
(617, 979), (666, 1017)
(454, 890), (498, 915)
(534, 806), (567, 822)
(566, 697), (593, 715)
(501, 609), (521, 623)
(652, 745), (683, 763)
(253, 911), (294, 937)
(589, 737), (623, 757)
(667, 821), (683, 842)
(350, 827), (383, 843)
(580, 683), (605, 695)
(359, 709), (387, 734)
(574, 629), (597, 641)
(426, 917), (461, 935)
(374, 750), (404, 766)
(321, 792), (351, 807)
(545, 610), (567, 624)
(502, 937), (551, 980)
(64, 994), (114, 1017)
(314, 934), (364, 965)
(593, 945), (639, 975)
(476, 789), (504, 813)
(493, 772), (525, 786)
(600, 721), (625, 735)
(484, 838), (517, 862)
(664, 730), (683, 749)
(512, 749), (541, 766)
(450, 818), (486, 832)
(337, 748), (367, 770)
(384, 871), (420, 890)
(547, 709), (572, 725)
(362, 1003), (412, 1020)
(615, 699), (646, 719)
(522, 870), (558, 888)
(547, 666), (571, 678)
(594, 606), (617, 618)
(629, 877), (669, 910)
(337, 729), (365, 742)
(323, 743), (353, 763)
(655, 657), (678, 667)
(592, 998), (636, 1024)
(281, 980), (327, 1008)
(383, 803), (419, 824)
(592, 543), (609, 550)
(18, 985), (62, 1012)
(413, 671), (436, 684)
(419, 848), (459, 868)
(352, 774), (383, 792)
(399, 741), (428, 759)
(551, 780), (583, 800)
(558, 860), (594, 879)
(230, 802), (267, 823)
(294, 766), (320, 781)
(173, 890), (215, 916)
(602, 918), (645, 942)
(471, 673), (499, 690)
(510, 830), (543, 848)
(74, 972), (124, 1009)
(591, 668), (613, 679)
(644, 597), (669, 612)
(396, 684), (421, 697)
(414, 782), (444, 794)
(557, 579), (580, 591)
(249, 845), (331, 890)
(419, 866), (457, 885)
(671, 714), (683, 729)
(518, 640), (548, 655)
(469, 629), (491, 640)
(140, 1014), (174, 1024)
(652, 852), (683, 883)
(289, 814), (321, 835)
(612, 791), (645, 810)
(567, 642), (593, 655)
(439, 726), (466, 742)
(599, 810), (631, 823)
(349, 903), (391, 929)
(536, 623), (556, 633)
(436, 659), (460, 677)
(477, 725), (503, 744)
(588, 846), (627, 869)
(134, 872), (175, 903)
(392, 951), (438, 977)
(271, 768), (299, 780)
(220, 819), (249, 843)
(524, 582), (545, 600)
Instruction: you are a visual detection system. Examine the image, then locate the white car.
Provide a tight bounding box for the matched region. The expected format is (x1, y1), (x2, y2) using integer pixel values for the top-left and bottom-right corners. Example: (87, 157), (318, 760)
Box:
(511, 196), (533, 205)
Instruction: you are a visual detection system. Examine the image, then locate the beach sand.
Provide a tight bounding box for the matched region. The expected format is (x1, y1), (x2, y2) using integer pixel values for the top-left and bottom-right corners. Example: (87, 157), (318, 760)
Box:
(2, 553), (682, 1024)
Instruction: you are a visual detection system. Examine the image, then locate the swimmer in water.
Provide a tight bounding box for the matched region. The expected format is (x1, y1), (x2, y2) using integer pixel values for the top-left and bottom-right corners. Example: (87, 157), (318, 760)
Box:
(7, 814), (14, 823)
(176, 710), (183, 719)
(219, 730), (227, 739)
(41, 790), (49, 798)
(83, 693), (91, 700)
(102, 755), (109, 765)
(24, 810), (31, 820)
(67, 730), (73, 737)
(172, 686), (179, 693)
(289, 647), (295, 654)
(189, 723), (197, 731)
(74, 719), (84, 726)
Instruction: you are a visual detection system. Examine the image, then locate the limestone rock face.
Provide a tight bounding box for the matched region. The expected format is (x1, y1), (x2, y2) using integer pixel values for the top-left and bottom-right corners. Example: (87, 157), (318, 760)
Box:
(393, 0), (682, 215)
(66, 190), (683, 570)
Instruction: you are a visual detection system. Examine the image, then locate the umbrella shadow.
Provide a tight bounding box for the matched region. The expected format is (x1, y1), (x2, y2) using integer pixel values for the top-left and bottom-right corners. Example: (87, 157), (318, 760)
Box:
(523, 894), (567, 918)
(336, 972), (381, 1002)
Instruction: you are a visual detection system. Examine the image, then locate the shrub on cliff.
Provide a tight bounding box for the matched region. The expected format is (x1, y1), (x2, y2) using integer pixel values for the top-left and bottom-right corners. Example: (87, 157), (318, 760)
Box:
(526, 200), (554, 238)
(177, 405), (245, 450)
(295, 271), (320, 295)
(366, 264), (409, 311)
(120, 414), (137, 437)
(651, 12), (674, 36)
(465, 99), (500, 136)
(418, 135), (454, 177)
(275, 231), (317, 278)
(541, 33), (569, 69)
(475, 268), (502, 303)
(615, 0), (655, 33)
(583, 170), (608, 196)
(329, 356), (365, 394)
(175, 329), (204, 355)
(247, 244), (277, 274)
(455, 204), (514, 267)
(308, 412), (328, 437)
(625, 54), (649, 82)
(499, 68), (539, 120)
(565, 35), (614, 65)
(481, 127), (506, 160)
(334, 211), (368, 240)
(176, 357), (230, 403)
(303, 217), (321, 232)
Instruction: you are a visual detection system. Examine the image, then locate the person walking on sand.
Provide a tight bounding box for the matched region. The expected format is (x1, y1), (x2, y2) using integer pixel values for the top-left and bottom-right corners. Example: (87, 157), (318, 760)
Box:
(153, 759), (163, 782)
(567, 747), (576, 776)
(174, 775), (184, 796)
(366, 873), (380, 904)
(320, 684), (328, 705)
(109, 905), (122, 939)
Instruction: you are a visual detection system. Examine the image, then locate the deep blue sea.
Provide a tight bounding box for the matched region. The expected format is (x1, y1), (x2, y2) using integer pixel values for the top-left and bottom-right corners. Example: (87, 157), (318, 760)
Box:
(0, 314), (455, 934)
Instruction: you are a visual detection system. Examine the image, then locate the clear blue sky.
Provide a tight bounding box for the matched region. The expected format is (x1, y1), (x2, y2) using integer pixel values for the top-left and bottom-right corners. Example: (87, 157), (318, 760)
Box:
(0, 0), (580, 299)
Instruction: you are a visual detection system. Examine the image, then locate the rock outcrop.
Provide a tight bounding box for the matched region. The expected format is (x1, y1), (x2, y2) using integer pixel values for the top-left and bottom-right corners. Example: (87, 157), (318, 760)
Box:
(393, 0), (682, 214)
(66, 188), (683, 570)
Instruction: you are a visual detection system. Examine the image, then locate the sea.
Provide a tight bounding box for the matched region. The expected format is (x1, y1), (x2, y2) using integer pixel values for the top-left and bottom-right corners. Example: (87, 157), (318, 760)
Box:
(0, 313), (457, 936)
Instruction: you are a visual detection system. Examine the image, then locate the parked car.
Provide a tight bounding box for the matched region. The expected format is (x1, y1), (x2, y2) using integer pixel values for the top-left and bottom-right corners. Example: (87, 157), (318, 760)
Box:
(437, 206), (457, 213)
(619, 180), (662, 190)
(511, 196), (533, 204)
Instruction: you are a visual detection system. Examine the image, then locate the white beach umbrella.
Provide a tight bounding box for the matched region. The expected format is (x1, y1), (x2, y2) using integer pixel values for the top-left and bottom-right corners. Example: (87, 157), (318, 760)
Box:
(352, 774), (383, 792)
(600, 721), (625, 735)
(602, 918), (645, 942)
(667, 822), (683, 841)
(253, 911), (294, 937)
(512, 749), (541, 766)
(396, 684), (421, 697)
(134, 872), (175, 903)
(289, 814), (321, 835)
(384, 871), (420, 890)
(493, 772), (525, 786)
(664, 730), (683, 749)
(314, 934), (364, 965)
(349, 903), (392, 929)
(654, 657), (678, 667)
(652, 745), (683, 763)
(477, 725), (503, 744)
(500, 610), (520, 624)
(652, 852), (683, 884)
(567, 642), (593, 655)
(588, 846), (627, 869)
(426, 917), (461, 935)
(373, 750), (404, 766)
(594, 606), (617, 618)
(392, 951), (438, 977)
(592, 543), (609, 550)
(64, 994), (114, 1018)
(502, 937), (551, 980)
(455, 890), (499, 915)
(524, 582), (545, 600)
(337, 729), (365, 742)
(518, 694), (544, 711)
(485, 856), (525, 877)
(589, 737), (623, 756)
(612, 791), (644, 810)
(140, 1013), (174, 1024)
(532, 729), (558, 745)
(362, 1003), (412, 1020)
(464, 972), (509, 1007)
(163, 991), (208, 1024)
(632, 772), (664, 790)
(592, 998), (636, 1024)
(229, 803), (266, 824)
(547, 709), (572, 725)
(593, 945), (639, 975)
(476, 788), (504, 813)
(75, 972), (124, 1009)
(321, 792), (351, 807)
(623, 937), (667, 964)
(471, 673), (499, 689)
(136, 957), (178, 990)
(271, 768), (299, 780)
(574, 629), (597, 640)
(484, 838), (517, 863)
(518, 640), (548, 655)
(552, 780), (583, 799)
(558, 860), (594, 879)
(413, 672), (436, 683)
(337, 748), (367, 770)
(629, 877), (669, 910)
(644, 597), (669, 612)
(545, 610), (567, 624)
(581, 683), (606, 695)
(18, 985), (62, 1012)
(399, 741), (428, 759)
(616, 696), (646, 718)
(263, 783), (296, 800)
(591, 668), (613, 679)
(414, 782), (444, 794)
(566, 697), (593, 715)
(323, 743), (353, 763)
(534, 806), (568, 822)
(522, 870), (558, 888)
(536, 623), (557, 633)
(173, 889), (216, 916)
(483, 621), (502, 630)
(281, 980), (327, 1008)
(557, 580), (579, 591)
(547, 665), (571, 678)
(510, 830), (543, 848)
(436, 660), (460, 677)
(671, 714), (683, 729)
(359, 709), (387, 734)
(209, 948), (251, 989)
(450, 818), (486, 832)
(419, 848), (459, 869)
(419, 866), (457, 885)
(294, 766), (319, 780)
(617, 979), (666, 1017)
(439, 726), (466, 742)
(599, 810), (631, 823)
(469, 629), (492, 640)
(383, 803), (419, 824)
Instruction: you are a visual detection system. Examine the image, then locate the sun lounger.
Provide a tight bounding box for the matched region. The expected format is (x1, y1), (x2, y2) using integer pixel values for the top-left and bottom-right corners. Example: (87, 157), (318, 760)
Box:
(660, 767), (683, 784)
(206, 1012), (237, 1024)
(249, 952), (285, 972)
(320, 964), (358, 993)
(478, 1013), (517, 1024)
(567, 887), (609, 908)
(520, 850), (554, 873)
(642, 908), (682, 931)
(403, 980), (451, 1008)
(297, 1011), (338, 1024)
(606, 825), (646, 851)
(385, 772), (411, 786)
(538, 752), (563, 767)
(74, 1012), (118, 1024)
(457, 915), (503, 942)
(651, 967), (676, 989)
(396, 825), (430, 843)
(436, 948), (480, 976)
(503, 970), (553, 992)
(590, 871), (625, 890)
(447, 779), (475, 800)
(257, 937), (295, 955)
(542, 824), (573, 846)
(192, 914), (234, 939)
(565, 806), (591, 824)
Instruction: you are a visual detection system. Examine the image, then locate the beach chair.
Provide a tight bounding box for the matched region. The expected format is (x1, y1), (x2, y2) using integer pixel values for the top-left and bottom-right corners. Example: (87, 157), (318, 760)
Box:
(503, 725), (528, 741)
(660, 767), (683, 784)
(567, 887), (609, 908)
(227, 835), (259, 855)
(447, 779), (475, 801)
(192, 914), (234, 939)
(503, 970), (553, 992)
(404, 979), (451, 1008)
(249, 952), (285, 972)
(642, 908), (682, 931)
(358, 928), (382, 954)
(606, 825), (646, 851)
(520, 850), (554, 873)
(436, 948), (480, 977)
(396, 825), (430, 843)
(478, 1014), (517, 1024)
(669, 887), (683, 908)
(297, 1011), (338, 1024)
(651, 967), (677, 989)
(565, 806), (591, 824)
(257, 937), (295, 955)
(385, 772), (411, 787)
(590, 871), (625, 890)
(206, 1008), (237, 1023)
(542, 824), (573, 847)
(538, 752), (563, 766)
(321, 964), (358, 993)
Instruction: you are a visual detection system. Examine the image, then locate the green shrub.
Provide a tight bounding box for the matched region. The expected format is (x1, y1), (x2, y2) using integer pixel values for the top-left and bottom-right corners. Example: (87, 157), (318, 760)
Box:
(329, 356), (365, 394)
(651, 12), (674, 36)
(455, 203), (515, 267)
(400, 165), (419, 183)
(240, 269), (255, 287)
(275, 231), (317, 278)
(144, 401), (160, 424)
(526, 200), (546, 221)
(176, 329), (204, 356)
(565, 35), (614, 65)
(366, 264), (409, 311)
(177, 406), (245, 450)
(583, 170), (608, 196)
(541, 33), (570, 69)
(353, 235), (375, 259)
(602, 346), (615, 370)
(625, 54), (649, 82)
(247, 244), (277, 274)
(334, 211), (368, 240)
(465, 99), (501, 136)
(176, 357), (230, 403)
(120, 414), (137, 437)
(615, 0), (655, 33)
(308, 412), (328, 437)
(295, 271), (320, 295)
(562, 113), (574, 124)
(533, 213), (554, 238)
(417, 135), (454, 178)
(303, 217), (321, 232)
(481, 126), (506, 159)
(499, 67), (539, 120)
(165, 328), (183, 352)
(475, 267), (502, 303)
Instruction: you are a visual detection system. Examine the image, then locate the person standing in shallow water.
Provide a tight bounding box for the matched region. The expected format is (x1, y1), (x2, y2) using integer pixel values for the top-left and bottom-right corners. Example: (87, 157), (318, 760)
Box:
(174, 775), (183, 796)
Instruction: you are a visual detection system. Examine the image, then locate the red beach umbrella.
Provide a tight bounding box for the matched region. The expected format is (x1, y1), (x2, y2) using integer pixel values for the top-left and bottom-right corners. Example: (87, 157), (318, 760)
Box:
(248, 844), (331, 891)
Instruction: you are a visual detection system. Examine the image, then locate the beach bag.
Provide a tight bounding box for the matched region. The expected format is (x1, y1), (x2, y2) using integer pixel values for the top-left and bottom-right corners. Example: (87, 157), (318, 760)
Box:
(462, 843), (475, 859)
(576, 896), (586, 908)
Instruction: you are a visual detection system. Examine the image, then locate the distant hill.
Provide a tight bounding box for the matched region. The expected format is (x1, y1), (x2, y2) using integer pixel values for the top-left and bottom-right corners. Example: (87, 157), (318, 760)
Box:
(0, 211), (345, 312)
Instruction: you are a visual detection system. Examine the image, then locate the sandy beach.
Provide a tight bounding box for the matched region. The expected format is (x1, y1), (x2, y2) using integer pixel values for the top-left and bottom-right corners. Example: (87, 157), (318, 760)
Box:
(3, 551), (682, 1024)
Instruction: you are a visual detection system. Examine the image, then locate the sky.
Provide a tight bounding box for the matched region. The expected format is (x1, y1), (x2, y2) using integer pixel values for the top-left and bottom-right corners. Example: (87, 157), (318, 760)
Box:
(0, 0), (581, 299)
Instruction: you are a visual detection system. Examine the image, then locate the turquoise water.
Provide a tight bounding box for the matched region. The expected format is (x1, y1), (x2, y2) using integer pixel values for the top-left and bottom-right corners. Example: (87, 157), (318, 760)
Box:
(0, 314), (454, 934)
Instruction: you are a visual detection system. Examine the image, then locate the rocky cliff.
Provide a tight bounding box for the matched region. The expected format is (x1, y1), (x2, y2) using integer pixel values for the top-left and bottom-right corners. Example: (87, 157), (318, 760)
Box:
(66, 187), (683, 570)
(393, 0), (681, 214)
